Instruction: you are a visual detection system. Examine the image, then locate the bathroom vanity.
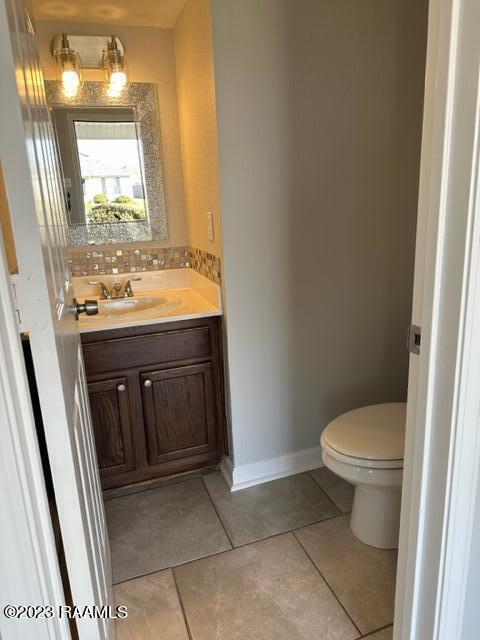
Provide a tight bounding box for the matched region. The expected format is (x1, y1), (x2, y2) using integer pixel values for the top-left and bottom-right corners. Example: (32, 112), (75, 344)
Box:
(74, 269), (227, 490)
(46, 72), (228, 492)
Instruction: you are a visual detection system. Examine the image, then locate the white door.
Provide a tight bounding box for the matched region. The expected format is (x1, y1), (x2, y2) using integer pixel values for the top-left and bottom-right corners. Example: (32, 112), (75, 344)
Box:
(0, 1), (112, 638)
(394, 0), (480, 638)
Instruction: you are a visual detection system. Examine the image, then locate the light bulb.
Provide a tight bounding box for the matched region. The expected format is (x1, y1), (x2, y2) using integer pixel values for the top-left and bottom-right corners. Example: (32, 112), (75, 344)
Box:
(103, 36), (128, 96)
(109, 70), (127, 88)
(61, 69), (80, 97)
(54, 35), (82, 98)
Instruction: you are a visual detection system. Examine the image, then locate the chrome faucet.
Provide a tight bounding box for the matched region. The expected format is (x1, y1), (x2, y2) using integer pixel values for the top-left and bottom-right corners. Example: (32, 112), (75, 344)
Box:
(88, 277), (142, 299)
(124, 277), (142, 297)
(88, 281), (111, 299)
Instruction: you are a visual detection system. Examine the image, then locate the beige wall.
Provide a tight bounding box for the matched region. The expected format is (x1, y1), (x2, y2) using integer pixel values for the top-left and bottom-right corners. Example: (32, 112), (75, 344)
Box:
(173, 0), (223, 256)
(35, 20), (188, 247)
(212, 0), (428, 466)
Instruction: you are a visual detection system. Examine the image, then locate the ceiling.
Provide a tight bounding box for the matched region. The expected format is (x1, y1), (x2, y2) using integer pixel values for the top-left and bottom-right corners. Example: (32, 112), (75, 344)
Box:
(31, 0), (187, 28)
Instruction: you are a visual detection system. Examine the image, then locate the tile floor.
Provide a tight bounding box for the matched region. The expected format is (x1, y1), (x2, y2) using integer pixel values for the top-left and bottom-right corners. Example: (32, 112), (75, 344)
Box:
(107, 468), (396, 640)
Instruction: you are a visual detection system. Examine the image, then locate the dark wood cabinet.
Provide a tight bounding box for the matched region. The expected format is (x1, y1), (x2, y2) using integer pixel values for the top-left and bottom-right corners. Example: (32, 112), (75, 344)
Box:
(87, 377), (135, 478)
(141, 363), (218, 466)
(81, 317), (226, 490)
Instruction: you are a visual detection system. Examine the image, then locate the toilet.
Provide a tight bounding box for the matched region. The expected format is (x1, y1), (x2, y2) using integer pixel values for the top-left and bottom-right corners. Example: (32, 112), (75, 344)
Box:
(320, 402), (406, 549)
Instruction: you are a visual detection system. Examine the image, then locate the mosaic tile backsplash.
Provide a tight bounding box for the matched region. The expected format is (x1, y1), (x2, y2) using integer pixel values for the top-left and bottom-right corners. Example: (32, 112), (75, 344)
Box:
(67, 245), (222, 285)
(189, 247), (222, 285)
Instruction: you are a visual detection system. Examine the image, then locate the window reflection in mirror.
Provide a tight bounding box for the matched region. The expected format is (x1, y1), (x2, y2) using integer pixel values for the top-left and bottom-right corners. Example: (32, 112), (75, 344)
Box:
(52, 107), (148, 226)
(75, 120), (146, 224)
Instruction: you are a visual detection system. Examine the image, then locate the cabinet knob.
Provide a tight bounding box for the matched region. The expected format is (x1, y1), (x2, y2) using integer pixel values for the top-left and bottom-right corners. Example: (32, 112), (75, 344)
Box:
(144, 379), (152, 387)
(117, 384), (126, 392)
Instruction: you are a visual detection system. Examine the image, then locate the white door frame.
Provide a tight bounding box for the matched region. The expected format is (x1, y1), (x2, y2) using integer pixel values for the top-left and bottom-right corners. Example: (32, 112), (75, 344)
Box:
(0, 239), (70, 639)
(394, 0), (480, 638)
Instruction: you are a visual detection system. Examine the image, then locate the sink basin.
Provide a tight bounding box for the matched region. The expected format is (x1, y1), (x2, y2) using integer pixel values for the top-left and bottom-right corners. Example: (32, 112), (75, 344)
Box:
(87, 294), (182, 322)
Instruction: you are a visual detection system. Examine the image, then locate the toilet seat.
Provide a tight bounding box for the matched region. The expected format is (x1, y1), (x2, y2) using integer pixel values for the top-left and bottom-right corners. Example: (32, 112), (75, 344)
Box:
(321, 402), (406, 470)
(321, 437), (403, 469)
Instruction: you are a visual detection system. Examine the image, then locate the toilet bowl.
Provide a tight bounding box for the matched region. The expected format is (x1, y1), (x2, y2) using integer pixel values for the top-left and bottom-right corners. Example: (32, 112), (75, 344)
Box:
(320, 403), (406, 549)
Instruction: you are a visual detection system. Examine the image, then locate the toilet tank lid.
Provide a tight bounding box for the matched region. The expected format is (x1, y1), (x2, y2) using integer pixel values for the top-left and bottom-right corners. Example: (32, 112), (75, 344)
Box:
(321, 403), (406, 461)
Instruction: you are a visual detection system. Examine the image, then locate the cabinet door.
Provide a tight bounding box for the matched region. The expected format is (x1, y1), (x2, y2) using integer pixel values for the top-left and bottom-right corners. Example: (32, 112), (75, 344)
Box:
(88, 377), (135, 479)
(141, 363), (218, 466)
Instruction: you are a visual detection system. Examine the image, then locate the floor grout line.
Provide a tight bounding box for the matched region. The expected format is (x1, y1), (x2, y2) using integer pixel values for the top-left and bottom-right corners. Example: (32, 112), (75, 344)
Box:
(201, 476), (235, 549)
(307, 469), (353, 514)
(228, 510), (347, 549)
(118, 517), (355, 587)
(112, 509), (350, 586)
(360, 623), (394, 638)
(292, 529), (363, 639)
(110, 470), (352, 588)
(171, 569), (194, 640)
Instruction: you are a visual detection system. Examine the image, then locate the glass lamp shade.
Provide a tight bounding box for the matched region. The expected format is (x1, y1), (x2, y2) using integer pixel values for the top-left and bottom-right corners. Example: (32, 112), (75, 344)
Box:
(103, 36), (128, 97)
(54, 35), (82, 98)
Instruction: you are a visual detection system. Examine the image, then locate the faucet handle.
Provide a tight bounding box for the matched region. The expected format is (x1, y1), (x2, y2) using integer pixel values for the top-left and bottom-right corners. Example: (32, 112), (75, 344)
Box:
(87, 280), (111, 299)
(123, 276), (141, 297)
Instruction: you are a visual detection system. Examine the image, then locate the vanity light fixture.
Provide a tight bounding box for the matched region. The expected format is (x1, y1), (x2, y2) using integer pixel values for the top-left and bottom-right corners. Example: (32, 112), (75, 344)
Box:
(51, 34), (128, 99)
(103, 36), (128, 98)
(53, 34), (82, 98)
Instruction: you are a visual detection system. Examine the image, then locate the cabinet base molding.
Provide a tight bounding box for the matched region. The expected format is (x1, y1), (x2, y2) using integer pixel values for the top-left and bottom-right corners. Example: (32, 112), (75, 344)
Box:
(103, 465), (219, 501)
(220, 446), (324, 492)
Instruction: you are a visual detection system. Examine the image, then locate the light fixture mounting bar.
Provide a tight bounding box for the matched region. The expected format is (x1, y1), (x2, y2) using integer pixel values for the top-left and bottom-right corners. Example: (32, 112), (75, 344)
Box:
(50, 34), (126, 69)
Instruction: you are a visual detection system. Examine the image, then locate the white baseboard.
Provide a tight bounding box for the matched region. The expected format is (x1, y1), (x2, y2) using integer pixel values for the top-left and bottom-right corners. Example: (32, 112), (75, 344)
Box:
(219, 446), (324, 492)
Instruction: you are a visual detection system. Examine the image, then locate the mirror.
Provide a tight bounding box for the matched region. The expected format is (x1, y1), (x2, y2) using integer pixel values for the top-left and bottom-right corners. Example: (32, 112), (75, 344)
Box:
(46, 81), (168, 245)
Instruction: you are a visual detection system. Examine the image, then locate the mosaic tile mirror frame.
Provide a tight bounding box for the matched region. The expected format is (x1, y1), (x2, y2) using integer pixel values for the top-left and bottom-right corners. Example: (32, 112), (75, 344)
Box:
(46, 80), (168, 246)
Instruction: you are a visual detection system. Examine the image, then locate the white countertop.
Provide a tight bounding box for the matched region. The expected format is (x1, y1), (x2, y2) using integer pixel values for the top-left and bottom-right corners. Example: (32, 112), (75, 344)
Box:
(73, 268), (222, 333)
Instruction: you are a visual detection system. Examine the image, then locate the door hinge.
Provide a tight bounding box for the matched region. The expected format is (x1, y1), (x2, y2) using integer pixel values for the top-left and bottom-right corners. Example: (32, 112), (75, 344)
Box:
(408, 324), (421, 355)
(9, 279), (23, 330)
(10, 272), (48, 334)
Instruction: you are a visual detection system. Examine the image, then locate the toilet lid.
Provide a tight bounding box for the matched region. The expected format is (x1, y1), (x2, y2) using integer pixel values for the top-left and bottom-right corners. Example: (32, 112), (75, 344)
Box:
(322, 403), (406, 462)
